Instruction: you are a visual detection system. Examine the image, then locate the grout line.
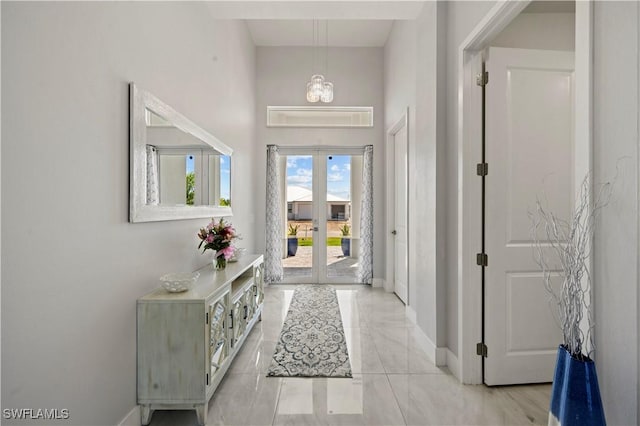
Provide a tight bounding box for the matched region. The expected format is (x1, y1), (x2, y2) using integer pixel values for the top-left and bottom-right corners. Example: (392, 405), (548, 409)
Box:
(384, 373), (409, 426)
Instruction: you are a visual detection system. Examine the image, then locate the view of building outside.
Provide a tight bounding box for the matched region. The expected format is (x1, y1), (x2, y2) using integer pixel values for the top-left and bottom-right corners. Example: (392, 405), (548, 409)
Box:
(285, 155), (351, 238)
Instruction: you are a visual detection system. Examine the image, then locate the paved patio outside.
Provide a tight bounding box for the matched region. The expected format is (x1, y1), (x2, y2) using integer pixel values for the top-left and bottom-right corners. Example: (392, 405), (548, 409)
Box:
(282, 246), (358, 280)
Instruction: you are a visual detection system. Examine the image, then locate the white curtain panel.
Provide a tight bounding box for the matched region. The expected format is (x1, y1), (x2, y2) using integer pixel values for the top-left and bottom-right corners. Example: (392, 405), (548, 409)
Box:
(265, 145), (284, 283)
(146, 145), (159, 205)
(357, 145), (373, 284)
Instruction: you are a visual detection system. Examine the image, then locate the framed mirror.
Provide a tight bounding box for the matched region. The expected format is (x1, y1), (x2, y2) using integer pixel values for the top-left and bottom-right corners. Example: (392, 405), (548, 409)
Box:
(129, 84), (232, 222)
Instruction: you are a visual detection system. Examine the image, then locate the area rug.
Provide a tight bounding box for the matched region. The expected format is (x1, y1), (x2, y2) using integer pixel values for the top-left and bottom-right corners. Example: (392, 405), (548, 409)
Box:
(267, 285), (352, 377)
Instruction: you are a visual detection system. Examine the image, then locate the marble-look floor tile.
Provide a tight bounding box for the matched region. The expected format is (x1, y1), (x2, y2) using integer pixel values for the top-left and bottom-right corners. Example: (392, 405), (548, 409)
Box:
(207, 373), (282, 425)
(228, 335), (277, 375)
(388, 374), (550, 425)
(370, 326), (446, 374)
(343, 327), (385, 374)
(335, 289), (362, 327)
(274, 374), (405, 426)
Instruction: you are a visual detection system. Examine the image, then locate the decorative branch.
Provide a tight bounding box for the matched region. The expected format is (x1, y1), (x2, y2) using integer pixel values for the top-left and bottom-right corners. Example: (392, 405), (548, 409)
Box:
(529, 172), (615, 359)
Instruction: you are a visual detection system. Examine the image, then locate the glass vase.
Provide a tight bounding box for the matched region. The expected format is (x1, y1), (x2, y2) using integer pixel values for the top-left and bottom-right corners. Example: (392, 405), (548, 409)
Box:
(214, 256), (227, 270)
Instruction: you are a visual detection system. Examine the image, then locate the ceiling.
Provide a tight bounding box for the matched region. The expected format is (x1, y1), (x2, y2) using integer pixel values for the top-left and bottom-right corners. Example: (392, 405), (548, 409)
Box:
(205, 0), (576, 48)
(247, 20), (394, 47)
(205, 1), (424, 47)
(523, 1), (575, 14)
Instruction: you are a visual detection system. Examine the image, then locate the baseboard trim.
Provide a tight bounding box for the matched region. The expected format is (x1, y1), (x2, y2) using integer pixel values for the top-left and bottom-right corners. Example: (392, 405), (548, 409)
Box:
(117, 405), (140, 426)
(372, 278), (385, 288)
(405, 305), (417, 324)
(446, 349), (461, 380)
(382, 278), (393, 292)
(410, 319), (447, 367)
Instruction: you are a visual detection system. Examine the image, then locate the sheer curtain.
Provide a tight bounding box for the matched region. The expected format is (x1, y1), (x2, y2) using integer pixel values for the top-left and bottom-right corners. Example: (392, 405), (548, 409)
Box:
(265, 145), (284, 283)
(146, 145), (159, 205)
(357, 145), (373, 284)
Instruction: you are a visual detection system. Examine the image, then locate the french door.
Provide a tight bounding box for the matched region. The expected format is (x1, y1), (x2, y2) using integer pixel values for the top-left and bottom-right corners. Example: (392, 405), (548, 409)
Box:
(279, 147), (363, 284)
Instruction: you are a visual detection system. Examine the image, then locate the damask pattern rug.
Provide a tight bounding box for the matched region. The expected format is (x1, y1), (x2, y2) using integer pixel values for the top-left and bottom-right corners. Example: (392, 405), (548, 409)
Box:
(267, 285), (352, 378)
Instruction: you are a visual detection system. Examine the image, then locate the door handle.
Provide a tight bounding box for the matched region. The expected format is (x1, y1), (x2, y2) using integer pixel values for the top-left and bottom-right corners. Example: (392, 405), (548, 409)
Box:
(391, 230), (397, 235)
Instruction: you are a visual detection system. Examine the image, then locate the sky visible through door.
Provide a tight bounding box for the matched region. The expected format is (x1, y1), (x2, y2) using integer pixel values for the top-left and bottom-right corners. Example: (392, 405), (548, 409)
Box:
(286, 155), (351, 199)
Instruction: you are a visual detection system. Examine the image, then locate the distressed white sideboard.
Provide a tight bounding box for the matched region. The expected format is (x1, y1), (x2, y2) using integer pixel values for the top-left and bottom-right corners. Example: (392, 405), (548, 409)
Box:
(137, 254), (264, 425)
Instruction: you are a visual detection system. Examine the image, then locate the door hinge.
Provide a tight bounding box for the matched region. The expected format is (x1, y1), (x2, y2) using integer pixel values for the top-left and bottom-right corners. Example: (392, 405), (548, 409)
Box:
(476, 253), (488, 267)
(476, 163), (488, 176)
(206, 373), (209, 386)
(206, 312), (209, 325)
(476, 342), (488, 357)
(476, 71), (489, 86)
(229, 313), (234, 329)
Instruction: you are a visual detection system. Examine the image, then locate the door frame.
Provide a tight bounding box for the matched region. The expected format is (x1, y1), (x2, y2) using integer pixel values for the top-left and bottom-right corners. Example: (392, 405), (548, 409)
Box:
(456, 1), (593, 384)
(278, 145), (366, 284)
(385, 109), (409, 303)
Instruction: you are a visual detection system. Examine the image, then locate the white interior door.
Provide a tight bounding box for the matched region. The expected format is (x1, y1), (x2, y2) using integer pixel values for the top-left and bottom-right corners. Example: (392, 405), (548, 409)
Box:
(485, 47), (574, 385)
(393, 124), (408, 304)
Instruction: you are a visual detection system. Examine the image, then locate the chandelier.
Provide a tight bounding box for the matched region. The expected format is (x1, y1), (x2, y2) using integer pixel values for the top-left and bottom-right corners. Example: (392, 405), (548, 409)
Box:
(306, 20), (333, 103)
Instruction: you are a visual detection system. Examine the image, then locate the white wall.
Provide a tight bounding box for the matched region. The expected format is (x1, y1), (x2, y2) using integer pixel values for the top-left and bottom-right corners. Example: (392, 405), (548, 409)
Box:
(445, 0), (497, 357)
(491, 12), (575, 51)
(384, 17), (418, 304)
(384, 2), (447, 350)
(1, 3), (256, 425)
(593, 2), (639, 425)
(255, 47), (385, 278)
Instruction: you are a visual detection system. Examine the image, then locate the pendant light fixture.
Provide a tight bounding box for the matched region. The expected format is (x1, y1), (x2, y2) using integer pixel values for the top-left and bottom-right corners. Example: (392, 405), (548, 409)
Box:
(306, 20), (333, 103)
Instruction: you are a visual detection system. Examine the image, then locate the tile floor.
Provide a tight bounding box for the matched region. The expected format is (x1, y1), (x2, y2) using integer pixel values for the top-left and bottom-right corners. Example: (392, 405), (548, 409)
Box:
(148, 285), (551, 426)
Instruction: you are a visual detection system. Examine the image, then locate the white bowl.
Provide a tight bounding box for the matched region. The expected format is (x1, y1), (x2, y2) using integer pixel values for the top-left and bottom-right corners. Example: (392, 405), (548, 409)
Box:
(159, 272), (200, 293)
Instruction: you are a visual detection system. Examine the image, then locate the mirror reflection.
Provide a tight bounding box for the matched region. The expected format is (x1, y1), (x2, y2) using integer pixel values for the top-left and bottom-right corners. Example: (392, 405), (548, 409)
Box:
(144, 109), (231, 208)
(129, 83), (233, 223)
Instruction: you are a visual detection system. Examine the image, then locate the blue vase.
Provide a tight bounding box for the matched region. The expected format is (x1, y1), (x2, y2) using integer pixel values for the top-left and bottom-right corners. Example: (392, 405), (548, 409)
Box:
(341, 237), (350, 257)
(287, 237), (298, 257)
(549, 345), (606, 426)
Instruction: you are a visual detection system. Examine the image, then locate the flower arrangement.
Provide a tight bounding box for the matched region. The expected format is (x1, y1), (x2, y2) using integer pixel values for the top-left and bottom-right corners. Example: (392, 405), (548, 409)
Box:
(197, 218), (238, 269)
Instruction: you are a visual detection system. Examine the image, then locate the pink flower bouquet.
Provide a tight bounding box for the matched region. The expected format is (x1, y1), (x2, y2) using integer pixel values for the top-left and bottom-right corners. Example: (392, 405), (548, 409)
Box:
(197, 218), (238, 268)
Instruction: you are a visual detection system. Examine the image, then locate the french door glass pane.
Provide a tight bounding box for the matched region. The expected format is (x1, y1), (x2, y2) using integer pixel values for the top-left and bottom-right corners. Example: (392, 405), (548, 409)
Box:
(326, 155), (357, 280)
(282, 155), (313, 280)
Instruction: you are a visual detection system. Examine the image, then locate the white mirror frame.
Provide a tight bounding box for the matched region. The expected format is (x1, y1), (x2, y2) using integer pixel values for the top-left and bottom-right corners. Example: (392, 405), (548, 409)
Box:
(129, 83), (233, 222)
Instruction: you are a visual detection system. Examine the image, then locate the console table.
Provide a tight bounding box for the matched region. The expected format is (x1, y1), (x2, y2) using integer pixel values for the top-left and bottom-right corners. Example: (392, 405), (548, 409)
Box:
(137, 254), (264, 425)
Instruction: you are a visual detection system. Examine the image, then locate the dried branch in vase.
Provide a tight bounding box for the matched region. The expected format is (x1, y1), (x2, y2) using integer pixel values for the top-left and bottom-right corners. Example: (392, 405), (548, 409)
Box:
(529, 172), (615, 360)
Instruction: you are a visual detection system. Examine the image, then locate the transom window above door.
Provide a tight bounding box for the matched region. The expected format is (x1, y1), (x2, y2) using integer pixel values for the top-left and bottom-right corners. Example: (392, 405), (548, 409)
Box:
(266, 106), (373, 128)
